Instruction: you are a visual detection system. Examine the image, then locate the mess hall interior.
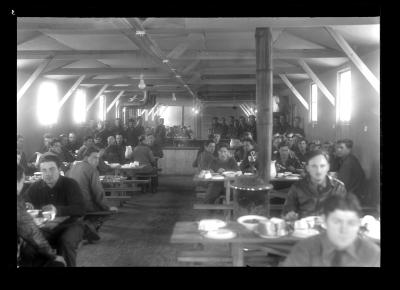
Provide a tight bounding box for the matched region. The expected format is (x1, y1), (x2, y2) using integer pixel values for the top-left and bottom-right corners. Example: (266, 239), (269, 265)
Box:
(17, 17), (380, 267)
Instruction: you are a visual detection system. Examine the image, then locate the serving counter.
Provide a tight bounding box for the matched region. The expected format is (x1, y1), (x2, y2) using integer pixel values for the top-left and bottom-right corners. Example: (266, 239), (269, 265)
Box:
(158, 146), (199, 175)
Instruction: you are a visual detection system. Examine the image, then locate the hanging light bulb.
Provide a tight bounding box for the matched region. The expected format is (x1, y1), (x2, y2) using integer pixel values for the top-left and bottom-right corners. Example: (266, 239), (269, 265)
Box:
(138, 78), (146, 90)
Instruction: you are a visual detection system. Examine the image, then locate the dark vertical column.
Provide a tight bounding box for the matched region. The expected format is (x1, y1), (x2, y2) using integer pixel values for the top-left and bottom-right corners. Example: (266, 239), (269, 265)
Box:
(255, 28), (273, 183)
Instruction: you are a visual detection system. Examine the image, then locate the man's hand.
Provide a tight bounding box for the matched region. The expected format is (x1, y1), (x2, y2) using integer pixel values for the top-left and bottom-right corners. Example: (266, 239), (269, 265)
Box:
(42, 204), (57, 218)
(54, 255), (66, 266)
(25, 202), (34, 210)
(217, 168), (225, 174)
(109, 206), (118, 213)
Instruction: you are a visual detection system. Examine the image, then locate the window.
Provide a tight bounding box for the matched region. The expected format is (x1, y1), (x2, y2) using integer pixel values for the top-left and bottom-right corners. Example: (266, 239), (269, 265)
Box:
(310, 83), (318, 122)
(337, 69), (352, 123)
(37, 82), (59, 126)
(98, 95), (106, 121)
(73, 89), (86, 124)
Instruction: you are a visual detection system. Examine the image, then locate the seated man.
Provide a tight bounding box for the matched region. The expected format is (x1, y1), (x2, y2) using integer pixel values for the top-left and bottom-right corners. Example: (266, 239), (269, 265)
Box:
(294, 138), (308, 164)
(76, 136), (95, 161)
(66, 147), (118, 241)
(335, 139), (366, 203)
(196, 139), (216, 172)
(275, 141), (303, 174)
(282, 194), (380, 267)
(282, 150), (347, 219)
(127, 135), (157, 173)
(240, 137), (258, 173)
(145, 133), (164, 159)
(22, 154), (86, 267)
(204, 143), (239, 204)
(103, 135), (125, 164)
(17, 165), (66, 267)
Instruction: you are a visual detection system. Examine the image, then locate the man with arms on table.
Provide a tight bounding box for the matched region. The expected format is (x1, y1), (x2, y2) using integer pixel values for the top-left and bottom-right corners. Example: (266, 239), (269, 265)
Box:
(283, 150), (347, 219)
(204, 143), (239, 204)
(22, 154), (86, 267)
(282, 194), (380, 267)
(67, 147), (118, 242)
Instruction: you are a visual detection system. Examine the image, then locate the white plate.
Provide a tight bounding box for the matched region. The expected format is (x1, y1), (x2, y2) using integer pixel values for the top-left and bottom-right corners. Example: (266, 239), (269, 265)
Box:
(254, 229), (283, 239)
(292, 229), (319, 238)
(237, 215), (269, 231)
(202, 229), (237, 240)
(222, 171), (236, 175)
(198, 219), (227, 231)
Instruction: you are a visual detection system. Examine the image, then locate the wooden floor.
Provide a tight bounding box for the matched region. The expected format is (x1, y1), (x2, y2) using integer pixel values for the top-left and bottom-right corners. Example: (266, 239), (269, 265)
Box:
(77, 175), (210, 267)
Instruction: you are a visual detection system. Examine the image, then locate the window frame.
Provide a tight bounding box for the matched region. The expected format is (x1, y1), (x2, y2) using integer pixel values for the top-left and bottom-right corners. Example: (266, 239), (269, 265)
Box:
(336, 67), (352, 124)
(310, 82), (318, 124)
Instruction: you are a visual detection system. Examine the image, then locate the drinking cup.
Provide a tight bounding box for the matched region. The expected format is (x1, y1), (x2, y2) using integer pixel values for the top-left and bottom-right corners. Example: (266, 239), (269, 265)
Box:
(294, 219), (309, 231)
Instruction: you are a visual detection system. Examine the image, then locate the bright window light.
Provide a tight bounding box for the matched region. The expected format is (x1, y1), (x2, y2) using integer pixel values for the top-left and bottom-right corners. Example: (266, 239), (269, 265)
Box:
(73, 89), (86, 124)
(98, 95), (105, 121)
(337, 69), (352, 123)
(311, 83), (318, 122)
(37, 82), (59, 126)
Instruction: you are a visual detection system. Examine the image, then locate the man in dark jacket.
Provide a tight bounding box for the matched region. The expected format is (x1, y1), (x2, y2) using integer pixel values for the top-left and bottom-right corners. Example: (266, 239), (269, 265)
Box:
(17, 164), (66, 267)
(335, 139), (366, 203)
(282, 150), (348, 219)
(22, 154), (86, 267)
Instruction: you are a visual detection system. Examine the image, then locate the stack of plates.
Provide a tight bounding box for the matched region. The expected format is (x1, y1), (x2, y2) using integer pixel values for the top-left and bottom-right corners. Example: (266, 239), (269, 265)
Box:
(201, 229), (237, 240)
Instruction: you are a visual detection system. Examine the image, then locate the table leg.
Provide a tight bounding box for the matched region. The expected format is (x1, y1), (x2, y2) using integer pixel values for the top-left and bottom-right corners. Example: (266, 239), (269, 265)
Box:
(225, 180), (232, 220)
(231, 243), (244, 267)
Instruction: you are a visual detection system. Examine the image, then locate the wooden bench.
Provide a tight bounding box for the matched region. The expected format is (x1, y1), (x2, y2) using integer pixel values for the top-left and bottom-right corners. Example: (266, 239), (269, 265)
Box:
(104, 195), (132, 207)
(177, 251), (232, 264)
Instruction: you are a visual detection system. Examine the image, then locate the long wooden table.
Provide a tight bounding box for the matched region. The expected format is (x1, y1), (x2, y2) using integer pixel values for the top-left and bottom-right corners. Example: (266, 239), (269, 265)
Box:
(171, 221), (302, 266)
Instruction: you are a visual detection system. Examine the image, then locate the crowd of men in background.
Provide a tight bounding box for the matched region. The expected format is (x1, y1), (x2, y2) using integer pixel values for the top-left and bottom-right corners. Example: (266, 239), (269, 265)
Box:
(195, 114), (366, 207)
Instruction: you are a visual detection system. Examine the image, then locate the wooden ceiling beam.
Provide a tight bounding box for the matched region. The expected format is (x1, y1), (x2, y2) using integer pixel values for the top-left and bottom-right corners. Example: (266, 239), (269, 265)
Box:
(86, 84), (109, 112)
(199, 79), (284, 85)
(325, 27), (380, 94)
(182, 59), (201, 74)
(106, 90), (125, 113)
(17, 48), (346, 61)
(17, 56), (53, 102)
(279, 74), (309, 110)
(297, 59), (335, 106)
(43, 68), (164, 76)
(58, 75), (86, 109)
(200, 66), (305, 75)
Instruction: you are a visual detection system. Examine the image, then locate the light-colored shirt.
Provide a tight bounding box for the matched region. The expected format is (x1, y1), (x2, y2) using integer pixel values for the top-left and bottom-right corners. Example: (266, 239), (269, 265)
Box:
(66, 160), (109, 212)
(282, 232), (380, 267)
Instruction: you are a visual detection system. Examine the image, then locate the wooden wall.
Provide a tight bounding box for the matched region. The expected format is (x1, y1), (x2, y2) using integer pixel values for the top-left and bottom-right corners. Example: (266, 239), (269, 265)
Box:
(278, 48), (380, 206)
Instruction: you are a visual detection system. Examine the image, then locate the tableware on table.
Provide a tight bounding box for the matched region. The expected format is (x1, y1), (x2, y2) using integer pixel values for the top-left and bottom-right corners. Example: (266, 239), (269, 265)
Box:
(34, 172), (42, 178)
(300, 216), (322, 229)
(204, 172), (212, 179)
(237, 215), (268, 231)
(201, 229), (237, 240)
(294, 219), (309, 231)
(42, 210), (55, 221)
(361, 215), (380, 240)
(27, 209), (40, 218)
(211, 175), (224, 180)
(292, 229), (319, 238)
(257, 218), (287, 237)
(198, 219), (227, 232)
(276, 173), (284, 178)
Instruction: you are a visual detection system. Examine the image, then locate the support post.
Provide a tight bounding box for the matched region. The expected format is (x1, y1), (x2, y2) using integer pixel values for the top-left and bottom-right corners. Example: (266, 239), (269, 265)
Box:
(255, 27), (273, 183)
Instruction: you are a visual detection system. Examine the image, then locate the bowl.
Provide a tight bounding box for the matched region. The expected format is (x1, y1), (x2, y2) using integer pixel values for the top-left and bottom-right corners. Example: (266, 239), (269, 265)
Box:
(237, 215), (268, 231)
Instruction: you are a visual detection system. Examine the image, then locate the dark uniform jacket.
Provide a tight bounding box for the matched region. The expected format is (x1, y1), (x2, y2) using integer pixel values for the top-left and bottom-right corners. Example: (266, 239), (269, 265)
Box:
(282, 175), (347, 218)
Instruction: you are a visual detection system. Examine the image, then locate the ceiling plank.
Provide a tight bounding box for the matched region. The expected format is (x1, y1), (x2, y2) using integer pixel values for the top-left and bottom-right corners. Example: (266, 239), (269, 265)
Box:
(180, 49), (346, 60)
(17, 57), (53, 102)
(17, 49), (346, 60)
(279, 74), (309, 110)
(81, 78), (179, 85)
(44, 68), (163, 76)
(106, 90), (125, 113)
(199, 79), (284, 85)
(297, 59), (335, 106)
(167, 33), (203, 59)
(86, 84), (109, 112)
(17, 31), (43, 46)
(58, 75), (86, 109)
(201, 66), (304, 75)
(325, 27), (379, 94)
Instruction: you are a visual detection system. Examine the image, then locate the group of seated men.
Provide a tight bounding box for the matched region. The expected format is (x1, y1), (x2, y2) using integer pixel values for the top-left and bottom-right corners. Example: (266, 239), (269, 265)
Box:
(193, 130), (367, 208)
(17, 149), (119, 267)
